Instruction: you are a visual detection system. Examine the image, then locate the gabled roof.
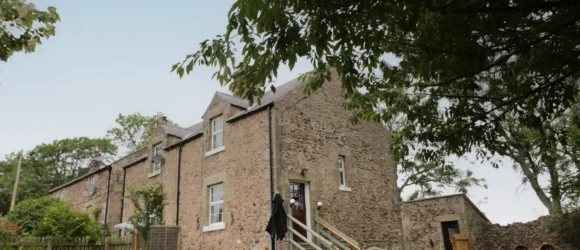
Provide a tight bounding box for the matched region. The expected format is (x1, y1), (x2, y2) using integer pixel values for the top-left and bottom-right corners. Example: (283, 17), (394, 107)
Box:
(49, 165), (111, 193)
(228, 77), (303, 122)
(160, 123), (194, 138)
(216, 92), (250, 109)
(165, 76), (304, 149)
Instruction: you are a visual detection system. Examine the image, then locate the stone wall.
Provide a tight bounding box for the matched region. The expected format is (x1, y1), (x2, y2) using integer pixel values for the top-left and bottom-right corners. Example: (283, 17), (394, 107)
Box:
(401, 195), (468, 250)
(49, 168), (114, 231)
(120, 125), (182, 226)
(173, 100), (272, 250)
(401, 194), (577, 250)
(272, 71), (404, 249)
(486, 216), (575, 250)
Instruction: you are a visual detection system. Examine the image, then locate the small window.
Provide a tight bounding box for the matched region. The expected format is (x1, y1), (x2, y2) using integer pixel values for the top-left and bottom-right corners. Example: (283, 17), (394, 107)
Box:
(153, 143), (162, 173)
(540, 245), (555, 250)
(338, 155), (347, 187)
(59, 190), (64, 201)
(211, 116), (224, 150)
(86, 205), (93, 214)
(209, 183), (224, 225)
(515, 246), (528, 250)
(88, 177), (96, 194)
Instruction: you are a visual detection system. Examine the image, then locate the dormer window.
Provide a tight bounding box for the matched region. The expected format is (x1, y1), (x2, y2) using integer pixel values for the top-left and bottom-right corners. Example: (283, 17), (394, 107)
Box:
(149, 143), (163, 177)
(211, 116), (224, 150)
(153, 144), (162, 172)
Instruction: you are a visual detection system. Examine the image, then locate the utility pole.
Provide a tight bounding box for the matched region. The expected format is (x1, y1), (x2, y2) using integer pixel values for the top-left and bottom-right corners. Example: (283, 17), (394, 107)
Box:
(10, 150), (23, 211)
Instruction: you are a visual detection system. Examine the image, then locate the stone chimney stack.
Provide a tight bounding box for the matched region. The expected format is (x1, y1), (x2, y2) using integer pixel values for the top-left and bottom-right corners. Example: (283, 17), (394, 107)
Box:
(161, 116), (168, 124)
(93, 151), (101, 162)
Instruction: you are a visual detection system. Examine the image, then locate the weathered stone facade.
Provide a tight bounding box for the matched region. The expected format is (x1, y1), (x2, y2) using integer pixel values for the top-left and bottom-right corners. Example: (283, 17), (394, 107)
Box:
(50, 73), (404, 249)
(271, 72), (403, 249)
(49, 166), (121, 232)
(401, 194), (577, 250)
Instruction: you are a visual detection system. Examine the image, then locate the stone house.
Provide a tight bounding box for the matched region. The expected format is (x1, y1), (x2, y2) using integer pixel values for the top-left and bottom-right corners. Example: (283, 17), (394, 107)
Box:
(401, 194), (576, 250)
(50, 71), (405, 250)
(48, 158), (121, 231)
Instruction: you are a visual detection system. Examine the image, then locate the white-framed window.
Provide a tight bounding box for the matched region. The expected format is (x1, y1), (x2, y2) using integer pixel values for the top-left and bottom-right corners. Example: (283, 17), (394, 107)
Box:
(209, 183), (224, 225)
(338, 155), (346, 186)
(338, 155), (351, 191)
(153, 143), (162, 173)
(59, 190), (64, 201)
(88, 176), (96, 194)
(211, 116), (224, 150)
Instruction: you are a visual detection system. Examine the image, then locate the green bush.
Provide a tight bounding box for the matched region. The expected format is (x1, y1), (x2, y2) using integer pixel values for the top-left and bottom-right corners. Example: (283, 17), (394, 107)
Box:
(33, 204), (103, 243)
(7, 197), (59, 235)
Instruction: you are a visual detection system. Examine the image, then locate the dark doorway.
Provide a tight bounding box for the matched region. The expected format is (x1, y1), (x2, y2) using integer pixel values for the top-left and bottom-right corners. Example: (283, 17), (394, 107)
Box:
(290, 182), (307, 241)
(441, 221), (460, 250)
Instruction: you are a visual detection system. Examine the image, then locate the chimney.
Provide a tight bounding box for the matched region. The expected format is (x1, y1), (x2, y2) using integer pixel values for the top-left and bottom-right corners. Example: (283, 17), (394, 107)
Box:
(161, 116), (168, 124)
(93, 151), (101, 162)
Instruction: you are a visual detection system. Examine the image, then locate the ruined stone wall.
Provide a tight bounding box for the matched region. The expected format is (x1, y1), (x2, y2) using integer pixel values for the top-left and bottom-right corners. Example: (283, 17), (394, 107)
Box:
(272, 72), (404, 249)
(485, 216), (575, 250)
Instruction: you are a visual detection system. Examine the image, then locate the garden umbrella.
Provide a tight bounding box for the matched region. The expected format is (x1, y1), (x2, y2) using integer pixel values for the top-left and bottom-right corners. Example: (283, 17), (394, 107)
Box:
(266, 192), (287, 241)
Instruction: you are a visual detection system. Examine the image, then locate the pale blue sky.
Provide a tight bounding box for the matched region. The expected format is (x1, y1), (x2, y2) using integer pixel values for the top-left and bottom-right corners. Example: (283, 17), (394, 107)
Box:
(0, 0), (548, 224)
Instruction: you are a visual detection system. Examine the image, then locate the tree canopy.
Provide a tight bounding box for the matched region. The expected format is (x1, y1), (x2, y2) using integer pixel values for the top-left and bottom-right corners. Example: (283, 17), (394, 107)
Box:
(106, 113), (172, 153)
(0, 0), (59, 62)
(174, 0), (580, 211)
(0, 137), (116, 214)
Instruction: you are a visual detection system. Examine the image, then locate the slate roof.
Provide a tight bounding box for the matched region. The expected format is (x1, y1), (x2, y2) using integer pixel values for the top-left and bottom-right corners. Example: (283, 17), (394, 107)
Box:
(166, 76), (304, 149)
(216, 92), (250, 109)
(227, 77), (303, 122)
(160, 123), (194, 138)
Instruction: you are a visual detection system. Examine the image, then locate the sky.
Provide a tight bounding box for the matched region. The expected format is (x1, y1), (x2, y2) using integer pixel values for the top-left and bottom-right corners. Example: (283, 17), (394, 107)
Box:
(0, 0), (549, 224)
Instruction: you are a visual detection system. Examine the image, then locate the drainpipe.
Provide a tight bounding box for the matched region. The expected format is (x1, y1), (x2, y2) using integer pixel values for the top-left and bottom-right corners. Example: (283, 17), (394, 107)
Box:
(268, 105), (275, 250)
(104, 165), (112, 225)
(176, 143), (183, 225)
(119, 168), (127, 235)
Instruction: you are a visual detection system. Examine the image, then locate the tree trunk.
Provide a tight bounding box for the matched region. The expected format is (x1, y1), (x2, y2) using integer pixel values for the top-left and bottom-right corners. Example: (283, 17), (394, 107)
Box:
(516, 149), (556, 213)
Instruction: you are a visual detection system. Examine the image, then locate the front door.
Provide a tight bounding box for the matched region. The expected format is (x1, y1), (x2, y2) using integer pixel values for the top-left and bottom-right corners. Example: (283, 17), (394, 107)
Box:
(290, 182), (307, 241)
(441, 221), (460, 250)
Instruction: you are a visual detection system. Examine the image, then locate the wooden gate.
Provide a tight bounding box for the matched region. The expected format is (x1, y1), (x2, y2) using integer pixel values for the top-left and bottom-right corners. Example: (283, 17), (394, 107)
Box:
(452, 234), (472, 250)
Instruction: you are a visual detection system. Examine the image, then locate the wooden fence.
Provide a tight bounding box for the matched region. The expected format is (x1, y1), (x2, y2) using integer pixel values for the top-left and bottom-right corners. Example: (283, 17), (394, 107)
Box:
(0, 236), (132, 250)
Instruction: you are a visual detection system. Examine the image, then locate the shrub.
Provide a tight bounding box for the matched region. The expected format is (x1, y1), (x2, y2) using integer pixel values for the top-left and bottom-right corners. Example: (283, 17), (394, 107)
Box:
(126, 181), (166, 243)
(7, 197), (59, 235)
(551, 208), (580, 248)
(33, 203), (103, 243)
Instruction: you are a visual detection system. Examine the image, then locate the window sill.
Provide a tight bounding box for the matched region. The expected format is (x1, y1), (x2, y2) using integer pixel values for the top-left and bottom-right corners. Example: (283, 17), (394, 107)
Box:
(203, 222), (226, 232)
(205, 145), (225, 157)
(339, 186), (352, 192)
(148, 171), (161, 178)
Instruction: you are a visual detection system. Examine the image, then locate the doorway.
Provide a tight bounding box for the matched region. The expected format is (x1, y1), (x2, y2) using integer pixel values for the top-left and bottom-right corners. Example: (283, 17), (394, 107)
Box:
(441, 221), (460, 250)
(289, 182), (310, 241)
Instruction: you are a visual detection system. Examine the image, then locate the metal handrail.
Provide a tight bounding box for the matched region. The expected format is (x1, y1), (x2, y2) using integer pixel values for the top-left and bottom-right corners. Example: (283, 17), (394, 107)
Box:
(314, 217), (361, 250)
(287, 214), (334, 248)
